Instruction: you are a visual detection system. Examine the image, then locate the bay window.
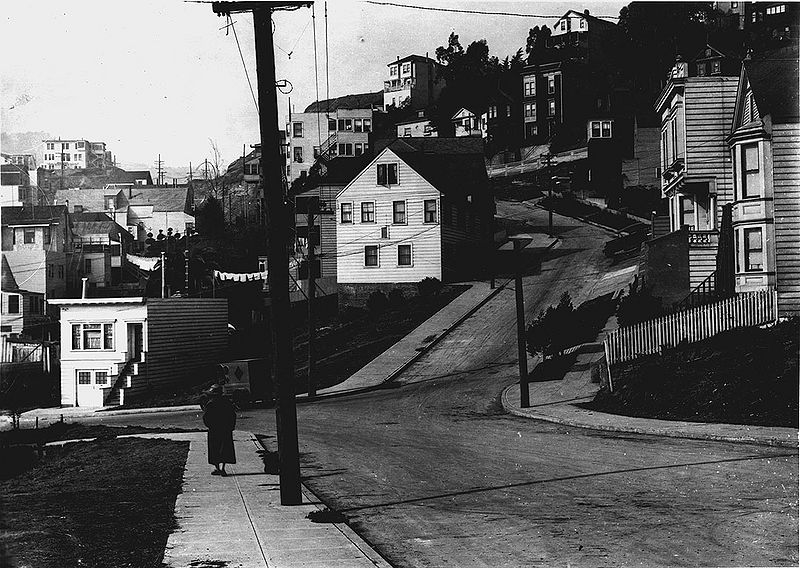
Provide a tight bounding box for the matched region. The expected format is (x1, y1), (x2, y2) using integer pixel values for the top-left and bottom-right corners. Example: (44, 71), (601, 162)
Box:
(744, 227), (764, 271)
(741, 143), (762, 198)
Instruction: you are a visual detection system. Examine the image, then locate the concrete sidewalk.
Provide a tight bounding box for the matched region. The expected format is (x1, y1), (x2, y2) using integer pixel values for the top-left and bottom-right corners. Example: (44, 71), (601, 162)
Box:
(501, 327), (799, 449)
(4, 404), (202, 431)
(134, 430), (390, 568)
(300, 280), (507, 400)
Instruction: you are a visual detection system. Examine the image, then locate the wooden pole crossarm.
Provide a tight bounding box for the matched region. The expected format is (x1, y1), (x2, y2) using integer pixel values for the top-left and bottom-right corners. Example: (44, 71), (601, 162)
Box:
(211, 1), (311, 16)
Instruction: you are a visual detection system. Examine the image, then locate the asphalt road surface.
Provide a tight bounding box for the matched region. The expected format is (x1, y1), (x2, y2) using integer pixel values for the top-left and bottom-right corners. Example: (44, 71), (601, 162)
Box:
(87, 205), (799, 567)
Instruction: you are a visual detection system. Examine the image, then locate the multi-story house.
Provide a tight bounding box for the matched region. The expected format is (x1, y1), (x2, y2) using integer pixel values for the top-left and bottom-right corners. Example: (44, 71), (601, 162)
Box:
(726, 48), (800, 316)
(0, 163), (33, 206)
(644, 58), (739, 305)
(383, 55), (445, 111)
(41, 139), (111, 170)
(481, 87), (521, 156)
(1, 255), (46, 337)
(520, 10), (621, 148)
(744, 2), (800, 49)
(336, 137), (493, 306)
(71, 212), (135, 289)
(0, 205), (72, 301)
(451, 108), (482, 137)
(287, 91), (382, 183)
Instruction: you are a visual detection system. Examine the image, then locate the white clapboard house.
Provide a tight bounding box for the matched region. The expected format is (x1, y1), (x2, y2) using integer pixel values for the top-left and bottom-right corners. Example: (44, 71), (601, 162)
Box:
(336, 137), (493, 305)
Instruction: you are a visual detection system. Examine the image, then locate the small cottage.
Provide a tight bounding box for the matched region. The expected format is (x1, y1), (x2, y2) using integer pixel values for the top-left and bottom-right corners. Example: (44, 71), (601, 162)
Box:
(49, 296), (227, 407)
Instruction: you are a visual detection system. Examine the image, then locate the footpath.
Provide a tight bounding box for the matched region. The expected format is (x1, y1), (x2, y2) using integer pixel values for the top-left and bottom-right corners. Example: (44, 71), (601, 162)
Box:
(501, 317), (799, 449)
(130, 430), (391, 568)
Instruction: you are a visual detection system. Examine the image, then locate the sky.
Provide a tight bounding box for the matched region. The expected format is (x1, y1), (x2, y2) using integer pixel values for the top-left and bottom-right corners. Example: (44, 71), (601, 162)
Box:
(1, 0), (625, 175)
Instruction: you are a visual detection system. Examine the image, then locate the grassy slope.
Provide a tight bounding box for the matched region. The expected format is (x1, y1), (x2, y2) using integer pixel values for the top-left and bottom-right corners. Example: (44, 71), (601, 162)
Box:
(0, 437), (188, 567)
(584, 319), (799, 427)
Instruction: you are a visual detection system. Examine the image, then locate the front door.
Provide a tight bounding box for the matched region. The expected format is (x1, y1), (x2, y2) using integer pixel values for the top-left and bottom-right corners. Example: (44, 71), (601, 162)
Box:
(127, 323), (143, 361)
(76, 370), (108, 407)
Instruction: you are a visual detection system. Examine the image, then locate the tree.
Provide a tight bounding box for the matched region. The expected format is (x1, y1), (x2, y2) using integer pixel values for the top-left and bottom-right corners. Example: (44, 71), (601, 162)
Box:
(525, 25), (551, 63)
(526, 292), (576, 360)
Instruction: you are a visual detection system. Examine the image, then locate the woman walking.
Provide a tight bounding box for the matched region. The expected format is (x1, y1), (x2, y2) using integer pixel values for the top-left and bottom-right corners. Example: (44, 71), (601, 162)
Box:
(202, 383), (237, 476)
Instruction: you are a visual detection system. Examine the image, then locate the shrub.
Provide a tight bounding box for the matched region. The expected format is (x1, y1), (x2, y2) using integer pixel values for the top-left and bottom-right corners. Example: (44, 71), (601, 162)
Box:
(388, 288), (405, 309)
(526, 292), (575, 360)
(616, 276), (663, 327)
(366, 290), (389, 314)
(417, 277), (443, 297)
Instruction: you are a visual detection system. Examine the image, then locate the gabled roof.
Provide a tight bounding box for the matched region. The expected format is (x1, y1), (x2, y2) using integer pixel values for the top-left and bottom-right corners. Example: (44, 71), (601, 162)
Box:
(373, 138), (488, 199)
(1, 255), (19, 292)
(388, 54), (440, 66)
(71, 212), (132, 241)
(1, 205), (67, 226)
(54, 188), (122, 212)
(305, 155), (372, 189)
(451, 107), (478, 120)
(304, 91), (384, 113)
(128, 187), (191, 212)
(554, 9), (617, 30)
(744, 49), (800, 124)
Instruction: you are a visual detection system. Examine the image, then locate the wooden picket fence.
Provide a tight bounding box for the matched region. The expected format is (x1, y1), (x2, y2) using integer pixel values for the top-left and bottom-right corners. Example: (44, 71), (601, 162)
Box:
(604, 289), (778, 367)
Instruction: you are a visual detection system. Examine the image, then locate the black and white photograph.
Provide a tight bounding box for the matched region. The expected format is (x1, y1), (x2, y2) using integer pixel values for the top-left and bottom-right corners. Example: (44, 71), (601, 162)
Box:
(0, 1), (798, 566)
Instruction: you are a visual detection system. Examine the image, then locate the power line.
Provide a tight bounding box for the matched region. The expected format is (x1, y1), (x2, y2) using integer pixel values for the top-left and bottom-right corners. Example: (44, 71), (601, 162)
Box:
(311, 3), (323, 149)
(227, 14), (260, 113)
(363, 1), (621, 20)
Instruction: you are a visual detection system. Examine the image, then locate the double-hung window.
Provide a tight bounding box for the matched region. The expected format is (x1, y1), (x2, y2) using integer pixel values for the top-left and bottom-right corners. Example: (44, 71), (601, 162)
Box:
(744, 227), (764, 271)
(523, 76), (536, 97)
(23, 229), (35, 244)
(328, 118), (336, 131)
(361, 202), (375, 223)
(392, 201), (406, 224)
(398, 244), (412, 266)
(340, 203), (353, 223)
(424, 199), (437, 223)
(354, 143), (364, 156)
(741, 144), (762, 198)
(364, 245), (378, 267)
(8, 295), (20, 314)
(71, 323), (114, 350)
(377, 163), (398, 185)
(292, 122), (303, 137)
(548, 99), (556, 117)
(354, 118), (363, 132)
(363, 119), (372, 132)
(547, 75), (555, 94)
(293, 147), (303, 163)
(680, 196), (695, 229)
(524, 103), (536, 119)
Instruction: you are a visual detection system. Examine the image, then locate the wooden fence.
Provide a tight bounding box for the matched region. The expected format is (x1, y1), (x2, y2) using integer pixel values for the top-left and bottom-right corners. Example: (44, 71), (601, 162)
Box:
(0, 337), (60, 372)
(604, 289), (778, 366)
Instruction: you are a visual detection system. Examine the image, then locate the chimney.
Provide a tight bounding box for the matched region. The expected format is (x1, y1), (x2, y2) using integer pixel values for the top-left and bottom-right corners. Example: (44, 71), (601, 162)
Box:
(584, 9), (589, 15)
(129, 186), (132, 199)
(81, 278), (88, 299)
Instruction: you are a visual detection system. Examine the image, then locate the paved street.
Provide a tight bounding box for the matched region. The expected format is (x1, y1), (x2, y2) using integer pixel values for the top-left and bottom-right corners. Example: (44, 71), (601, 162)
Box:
(76, 206), (798, 567)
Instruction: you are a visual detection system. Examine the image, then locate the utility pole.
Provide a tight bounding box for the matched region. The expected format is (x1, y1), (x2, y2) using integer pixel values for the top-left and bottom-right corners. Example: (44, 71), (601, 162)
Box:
(160, 252), (166, 299)
(509, 235), (533, 408)
(156, 154), (164, 186)
(307, 199), (317, 399)
(212, 0), (310, 506)
(544, 152), (554, 236)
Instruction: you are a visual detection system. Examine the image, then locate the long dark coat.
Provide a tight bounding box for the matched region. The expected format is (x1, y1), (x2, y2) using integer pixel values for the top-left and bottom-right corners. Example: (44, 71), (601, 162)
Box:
(202, 396), (237, 465)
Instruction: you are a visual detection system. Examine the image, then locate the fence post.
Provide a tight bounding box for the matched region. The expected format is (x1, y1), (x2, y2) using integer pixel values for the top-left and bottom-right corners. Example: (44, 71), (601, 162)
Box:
(603, 340), (613, 393)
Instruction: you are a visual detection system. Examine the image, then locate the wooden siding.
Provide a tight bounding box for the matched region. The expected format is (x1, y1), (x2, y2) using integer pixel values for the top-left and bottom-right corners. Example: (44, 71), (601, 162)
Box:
(772, 123), (800, 315)
(337, 149), (442, 284)
(142, 298), (228, 394)
(688, 246), (717, 290)
(684, 77), (739, 225)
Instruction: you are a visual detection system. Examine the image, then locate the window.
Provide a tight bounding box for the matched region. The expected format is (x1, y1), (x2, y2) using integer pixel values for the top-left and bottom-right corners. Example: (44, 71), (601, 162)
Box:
(58, 265), (64, 279)
(76, 141), (84, 149)
(341, 203), (353, 223)
(547, 75), (555, 94)
(47, 264), (54, 278)
(338, 143), (353, 156)
(381, 226), (389, 239)
(697, 63), (706, 76)
(361, 202), (375, 223)
(526, 122), (538, 138)
(106, 196), (115, 210)
(43, 227), (51, 245)
(742, 144), (762, 198)
(363, 119), (371, 132)
(424, 199), (437, 223)
(95, 371), (108, 386)
(548, 99), (556, 117)
(78, 371), (92, 385)
(680, 196), (695, 228)
(402, 62), (411, 75)
(403, 127), (412, 137)
(63, 142), (70, 150)
(64, 153), (71, 161)
(390, 65), (398, 77)
(293, 147), (303, 163)
(591, 121), (601, 138)
(377, 163), (398, 185)
(71, 323), (114, 350)
(580, 18), (585, 28)
(744, 227), (763, 271)
(85, 259), (92, 273)
(601, 121), (612, 138)
(766, 5), (785, 15)
(354, 143), (364, 156)
(392, 201), (406, 224)
(23, 229), (35, 244)
(337, 118), (353, 131)
(524, 103), (536, 119)
(47, 142), (54, 150)
(328, 118), (336, 131)
(398, 244), (412, 266)
(523, 76), (536, 97)
(292, 122), (303, 137)
(8, 295), (19, 314)
(364, 245), (378, 266)
(354, 118), (363, 132)
(711, 60), (721, 74)
(560, 20), (566, 31)
(488, 106), (497, 119)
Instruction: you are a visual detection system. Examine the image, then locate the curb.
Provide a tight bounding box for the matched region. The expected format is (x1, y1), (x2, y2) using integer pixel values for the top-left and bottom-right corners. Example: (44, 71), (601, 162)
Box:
(252, 434), (394, 568)
(501, 384), (799, 449)
(13, 404), (202, 425)
(534, 203), (626, 237)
